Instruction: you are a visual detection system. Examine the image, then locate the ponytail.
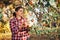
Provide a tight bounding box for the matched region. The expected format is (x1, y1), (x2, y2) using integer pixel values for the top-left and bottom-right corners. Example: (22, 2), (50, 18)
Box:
(13, 12), (16, 17)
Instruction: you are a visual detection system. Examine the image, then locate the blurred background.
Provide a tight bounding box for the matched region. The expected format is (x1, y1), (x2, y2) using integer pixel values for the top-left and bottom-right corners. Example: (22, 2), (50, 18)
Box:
(0, 0), (60, 40)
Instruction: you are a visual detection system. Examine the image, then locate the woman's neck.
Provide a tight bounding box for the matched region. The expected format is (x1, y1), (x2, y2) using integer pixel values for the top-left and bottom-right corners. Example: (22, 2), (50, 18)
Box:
(16, 15), (22, 20)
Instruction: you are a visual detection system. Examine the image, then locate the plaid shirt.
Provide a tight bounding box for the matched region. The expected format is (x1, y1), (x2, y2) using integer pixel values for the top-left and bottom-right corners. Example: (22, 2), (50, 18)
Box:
(10, 17), (30, 40)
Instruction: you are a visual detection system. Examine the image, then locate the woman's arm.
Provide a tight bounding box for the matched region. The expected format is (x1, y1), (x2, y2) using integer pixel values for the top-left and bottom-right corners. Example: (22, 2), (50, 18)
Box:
(10, 19), (19, 34)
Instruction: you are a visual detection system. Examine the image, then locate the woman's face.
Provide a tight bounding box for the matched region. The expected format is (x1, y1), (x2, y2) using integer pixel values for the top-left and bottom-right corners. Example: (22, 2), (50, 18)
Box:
(16, 8), (23, 17)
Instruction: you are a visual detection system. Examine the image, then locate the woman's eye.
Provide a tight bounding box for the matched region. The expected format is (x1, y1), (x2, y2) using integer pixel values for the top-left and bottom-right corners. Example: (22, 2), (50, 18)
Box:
(20, 10), (22, 11)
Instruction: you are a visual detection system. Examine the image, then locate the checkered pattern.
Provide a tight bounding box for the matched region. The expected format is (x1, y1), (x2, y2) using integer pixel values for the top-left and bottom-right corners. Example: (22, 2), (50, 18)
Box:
(10, 17), (30, 40)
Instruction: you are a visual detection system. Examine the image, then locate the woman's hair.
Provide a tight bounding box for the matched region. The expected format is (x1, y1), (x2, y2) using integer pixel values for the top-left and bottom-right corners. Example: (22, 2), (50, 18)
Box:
(15, 6), (23, 12)
(13, 6), (23, 17)
(13, 12), (16, 17)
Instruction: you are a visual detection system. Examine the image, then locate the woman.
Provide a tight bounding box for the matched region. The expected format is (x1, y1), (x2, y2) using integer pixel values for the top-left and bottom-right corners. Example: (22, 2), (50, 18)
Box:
(10, 6), (30, 40)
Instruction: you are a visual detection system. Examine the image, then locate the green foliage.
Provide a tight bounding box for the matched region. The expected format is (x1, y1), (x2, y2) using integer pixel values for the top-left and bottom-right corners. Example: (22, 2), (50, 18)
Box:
(30, 25), (57, 35)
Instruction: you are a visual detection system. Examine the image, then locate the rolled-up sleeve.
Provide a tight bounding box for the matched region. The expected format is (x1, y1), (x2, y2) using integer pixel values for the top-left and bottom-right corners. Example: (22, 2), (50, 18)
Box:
(10, 19), (19, 34)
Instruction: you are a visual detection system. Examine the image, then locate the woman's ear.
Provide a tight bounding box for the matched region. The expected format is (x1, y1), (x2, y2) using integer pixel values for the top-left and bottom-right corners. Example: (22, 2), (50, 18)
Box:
(15, 12), (17, 14)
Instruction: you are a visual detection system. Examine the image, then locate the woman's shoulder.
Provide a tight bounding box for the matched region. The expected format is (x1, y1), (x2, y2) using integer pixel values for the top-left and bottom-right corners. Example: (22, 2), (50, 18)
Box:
(10, 17), (16, 22)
